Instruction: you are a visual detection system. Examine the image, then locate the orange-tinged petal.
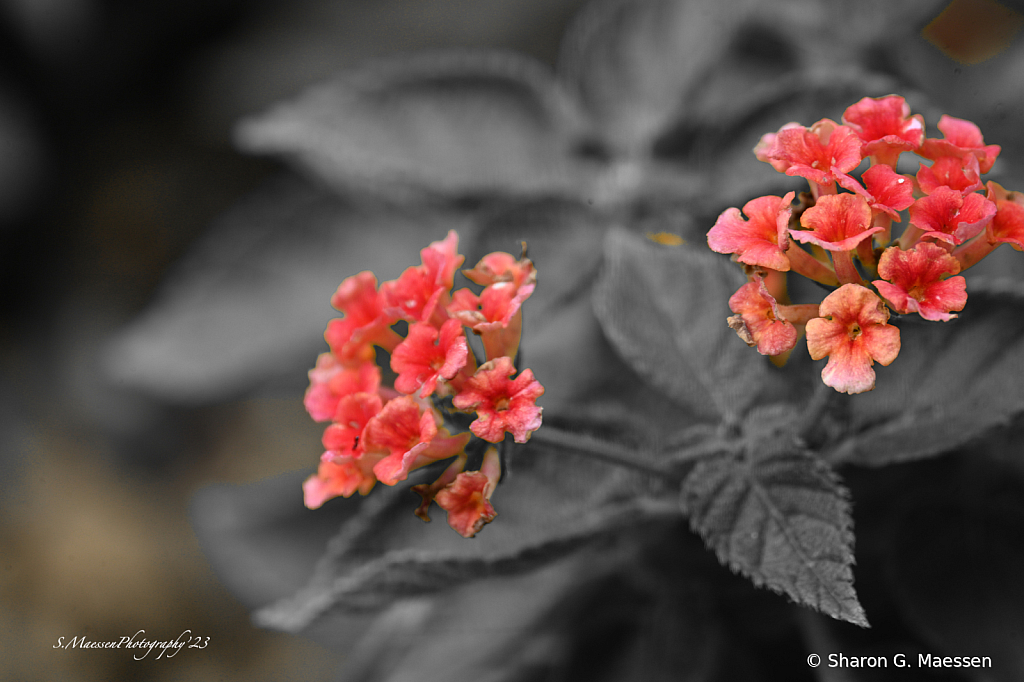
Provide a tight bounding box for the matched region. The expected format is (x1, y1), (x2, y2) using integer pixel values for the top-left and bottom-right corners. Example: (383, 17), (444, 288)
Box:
(791, 193), (879, 251)
(806, 284), (900, 394)
(707, 192), (794, 270)
(727, 280), (798, 356)
(873, 243), (966, 321)
(452, 357), (544, 443)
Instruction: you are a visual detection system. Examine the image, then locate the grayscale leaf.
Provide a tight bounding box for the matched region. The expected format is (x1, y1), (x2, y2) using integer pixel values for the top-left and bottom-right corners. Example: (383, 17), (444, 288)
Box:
(681, 440), (867, 627)
(102, 172), (465, 403)
(592, 228), (769, 424)
(235, 51), (597, 201)
(255, 442), (680, 632)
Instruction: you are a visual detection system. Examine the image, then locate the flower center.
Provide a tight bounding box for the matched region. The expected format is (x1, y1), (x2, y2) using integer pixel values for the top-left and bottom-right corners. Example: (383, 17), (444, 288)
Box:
(494, 397), (510, 412)
(848, 322), (862, 339)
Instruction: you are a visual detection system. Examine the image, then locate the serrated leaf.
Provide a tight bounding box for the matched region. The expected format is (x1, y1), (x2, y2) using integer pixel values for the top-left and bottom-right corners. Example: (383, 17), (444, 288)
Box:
(101, 172), (464, 403)
(255, 442), (680, 632)
(681, 440), (867, 626)
(235, 51), (597, 201)
(827, 286), (1024, 467)
(592, 227), (769, 424)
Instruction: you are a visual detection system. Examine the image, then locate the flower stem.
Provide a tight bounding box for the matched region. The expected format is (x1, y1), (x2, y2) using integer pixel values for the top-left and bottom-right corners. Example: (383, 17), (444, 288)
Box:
(831, 249), (864, 286)
(952, 234), (999, 271)
(778, 303), (820, 325)
(529, 426), (676, 480)
(786, 243), (839, 286)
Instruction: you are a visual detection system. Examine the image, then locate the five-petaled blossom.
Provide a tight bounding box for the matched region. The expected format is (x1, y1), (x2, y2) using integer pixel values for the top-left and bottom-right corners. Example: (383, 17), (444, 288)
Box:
(806, 285), (901, 395)
(727, 279), (798, 356)
(873, 244), (967, 322)
(300, 230), (544, 537)
(841, 95), (924, 167)
(453, 356), (545, 444)
(708, 192), (794, 271)
(711, 95), (1020, 394)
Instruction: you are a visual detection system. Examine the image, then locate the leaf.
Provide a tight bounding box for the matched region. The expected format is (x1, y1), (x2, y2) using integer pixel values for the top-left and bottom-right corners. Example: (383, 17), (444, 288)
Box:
(235, 51), (597, 201)
(592, 227), (772, 424)
(827, 286), (1024, 467)
(101, 172), (464, 403)
(329, 553), (592, 682)
(558, 0), (760, 155)
(254, 441), (681, 632)
(681, 439), (867, 627)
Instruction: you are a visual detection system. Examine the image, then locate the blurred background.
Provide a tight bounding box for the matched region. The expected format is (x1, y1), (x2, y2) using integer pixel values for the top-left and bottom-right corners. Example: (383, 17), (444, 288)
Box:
(2, 0), (1023, 680)
(0, 1), (588, 679)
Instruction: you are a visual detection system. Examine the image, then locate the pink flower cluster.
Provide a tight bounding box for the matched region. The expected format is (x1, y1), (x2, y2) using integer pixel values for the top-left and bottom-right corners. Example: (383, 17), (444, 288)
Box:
(302, 231), (544, 537)
(709, 96), (1022, 394)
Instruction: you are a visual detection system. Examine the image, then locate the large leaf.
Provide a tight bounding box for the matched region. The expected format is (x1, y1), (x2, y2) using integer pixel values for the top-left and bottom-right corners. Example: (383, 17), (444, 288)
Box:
(101, 172), (463, 403)
(681, 439), (866, 627)
(330, 523), (723, 682)
(558, 0), (759, 155)
(593, 227), (773, 424)
(235, 51), (598, 201)
(255, 441), (680, 632)
(826, 284), (1024, 467)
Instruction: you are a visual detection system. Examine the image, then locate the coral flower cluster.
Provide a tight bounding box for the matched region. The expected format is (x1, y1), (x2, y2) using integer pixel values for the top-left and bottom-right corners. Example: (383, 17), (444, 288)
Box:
(709, 95), (1021, 394)
(302, 231), (544, 537)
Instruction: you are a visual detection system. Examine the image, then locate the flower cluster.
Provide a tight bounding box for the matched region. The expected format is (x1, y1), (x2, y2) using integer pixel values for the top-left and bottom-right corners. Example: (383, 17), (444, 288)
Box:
(301, 231), (544, 537)
(709, 95), (1021, 394)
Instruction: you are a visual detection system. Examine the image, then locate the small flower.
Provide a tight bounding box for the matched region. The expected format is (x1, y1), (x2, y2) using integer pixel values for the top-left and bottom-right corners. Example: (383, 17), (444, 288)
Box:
(382, 230), (465, 325)
(908, 186), (996, 246)
(841, 95), (925, 166)
(321, 392), (383, 454)
(916, 154), (983, 196)
(873, 243), (967, 321)
(754, 122), (804, 173)
(766, 118), (863, 189)
(450, 280), (535, 332)
(363, 396), (470, 485)
(462, 252), (535, 289)
(434, 447), (501, 538)
(806, 284), (901, 394)
(707, 192), (795, 271)
(727, 280), (798, 356)
(837, 164), (915, 221)
(452, 356), (544, 443)
(391, 319), (469, 398)
(919, 115), (1001, 174)
(303, 455), (378, 508)
(985, 181), (1024, 250)
(324, 272), (401, 364)
(789, 193), (880, 251)
(303, 354), (381, 422)
(410, 454), (466, 522)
